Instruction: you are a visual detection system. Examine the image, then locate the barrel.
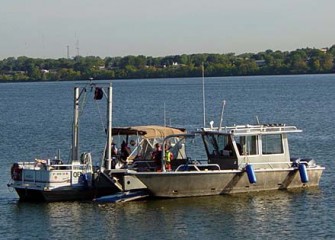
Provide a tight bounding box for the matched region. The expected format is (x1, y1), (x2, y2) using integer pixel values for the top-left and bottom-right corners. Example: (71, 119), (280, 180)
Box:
(246, 164), (257, 184)
(298, 164), (309, 183)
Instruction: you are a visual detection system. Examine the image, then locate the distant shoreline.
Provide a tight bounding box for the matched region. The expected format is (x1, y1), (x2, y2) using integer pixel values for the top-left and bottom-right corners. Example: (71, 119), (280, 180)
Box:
(1, 72), (334, 84)
(1, 47), (335, 82)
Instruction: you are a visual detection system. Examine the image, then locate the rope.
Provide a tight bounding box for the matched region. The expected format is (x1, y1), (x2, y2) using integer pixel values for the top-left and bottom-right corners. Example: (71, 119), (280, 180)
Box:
(94, 98), (107, 133)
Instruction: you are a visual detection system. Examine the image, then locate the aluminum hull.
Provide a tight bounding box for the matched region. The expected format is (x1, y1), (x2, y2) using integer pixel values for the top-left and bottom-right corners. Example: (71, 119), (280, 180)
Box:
(130, 167), (324, 197)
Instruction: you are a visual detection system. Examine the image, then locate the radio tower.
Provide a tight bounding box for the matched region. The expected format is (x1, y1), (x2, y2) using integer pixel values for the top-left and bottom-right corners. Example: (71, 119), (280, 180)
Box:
(66, 45), (70, 59)
(76, 40), (80, 56)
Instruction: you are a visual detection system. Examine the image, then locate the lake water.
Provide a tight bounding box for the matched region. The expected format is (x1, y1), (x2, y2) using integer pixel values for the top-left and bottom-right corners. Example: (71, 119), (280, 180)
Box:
(1, 74), (335, 239)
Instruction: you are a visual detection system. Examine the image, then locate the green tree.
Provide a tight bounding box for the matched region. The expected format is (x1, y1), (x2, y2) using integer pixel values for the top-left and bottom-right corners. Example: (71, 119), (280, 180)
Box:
(320, 54), (333, 72)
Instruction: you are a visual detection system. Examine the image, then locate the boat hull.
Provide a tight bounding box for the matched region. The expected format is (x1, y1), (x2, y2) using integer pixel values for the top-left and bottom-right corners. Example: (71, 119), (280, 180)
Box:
(13, 185), (117, 202)
(14, 187), (94, 202)
(129, 167), (324, 197)
(10, 172), (121, 202)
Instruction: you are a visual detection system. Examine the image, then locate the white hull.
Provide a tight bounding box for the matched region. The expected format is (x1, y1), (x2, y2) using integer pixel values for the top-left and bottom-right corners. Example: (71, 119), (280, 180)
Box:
(11, 174), (119, 202)
(8, 159), (119, 202)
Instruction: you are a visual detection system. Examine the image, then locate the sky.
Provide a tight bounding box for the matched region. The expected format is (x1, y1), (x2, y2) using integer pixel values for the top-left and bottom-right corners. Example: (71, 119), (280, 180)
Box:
(1, 0), (335, 59)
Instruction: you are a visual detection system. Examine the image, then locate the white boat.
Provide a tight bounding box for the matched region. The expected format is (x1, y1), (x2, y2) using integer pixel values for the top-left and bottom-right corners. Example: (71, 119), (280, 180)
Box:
(115, 123), (324, 198)
(7, 83), (120, 201)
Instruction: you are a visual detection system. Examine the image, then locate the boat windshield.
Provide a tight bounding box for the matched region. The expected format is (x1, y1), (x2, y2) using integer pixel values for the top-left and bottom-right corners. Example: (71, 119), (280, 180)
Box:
(203, 134), (235, 157)
(203, 133), (260, 156)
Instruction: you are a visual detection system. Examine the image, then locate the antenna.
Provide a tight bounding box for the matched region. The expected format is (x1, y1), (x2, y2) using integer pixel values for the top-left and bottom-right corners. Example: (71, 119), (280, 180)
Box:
(202, 63), (206, 127)
(219, 100), (226, 130)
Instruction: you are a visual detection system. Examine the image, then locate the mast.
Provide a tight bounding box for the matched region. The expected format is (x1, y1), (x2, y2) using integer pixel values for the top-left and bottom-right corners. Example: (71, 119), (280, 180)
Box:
(72, 87), (80, 161)
(105, 84), (113, 170)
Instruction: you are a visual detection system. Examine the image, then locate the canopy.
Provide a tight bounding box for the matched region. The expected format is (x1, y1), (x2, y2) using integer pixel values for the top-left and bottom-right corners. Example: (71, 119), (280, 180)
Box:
(112, 125), (186, 139)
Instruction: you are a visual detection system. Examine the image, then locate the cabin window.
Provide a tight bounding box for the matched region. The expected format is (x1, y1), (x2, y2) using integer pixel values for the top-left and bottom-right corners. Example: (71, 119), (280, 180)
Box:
(219, 135), (236, 156)
(239, 136), (258, 155)
(217, 135), (229, 152)
(262, 134), (283, 154)
(203, 135), (219, 156)
(203, 134), (231, 156)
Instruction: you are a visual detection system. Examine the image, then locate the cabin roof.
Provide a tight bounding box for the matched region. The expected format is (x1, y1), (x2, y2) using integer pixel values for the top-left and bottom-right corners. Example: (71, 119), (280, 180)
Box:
(112, 125), (186, 139)
(200, 124), (302, 136)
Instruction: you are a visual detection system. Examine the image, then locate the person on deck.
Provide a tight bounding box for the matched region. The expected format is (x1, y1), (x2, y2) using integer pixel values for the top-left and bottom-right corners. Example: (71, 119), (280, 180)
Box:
(151, 143), (162, 172)
(223, 137), (242, 156)
(164, 144), (173, 171)
(120, 140), (131, 161)
(111, 142), (118, 156)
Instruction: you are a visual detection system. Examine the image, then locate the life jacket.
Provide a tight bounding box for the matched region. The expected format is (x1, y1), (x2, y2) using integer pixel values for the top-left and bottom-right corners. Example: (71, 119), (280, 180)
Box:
(165, 150), (173, 163)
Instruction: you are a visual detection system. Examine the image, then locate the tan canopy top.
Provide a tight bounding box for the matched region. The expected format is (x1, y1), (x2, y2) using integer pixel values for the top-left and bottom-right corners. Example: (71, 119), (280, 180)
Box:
(112, 125), (186, 139)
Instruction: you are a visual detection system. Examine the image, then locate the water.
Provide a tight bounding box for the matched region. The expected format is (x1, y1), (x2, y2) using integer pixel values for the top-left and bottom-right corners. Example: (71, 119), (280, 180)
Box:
(1, 75), (335, 239)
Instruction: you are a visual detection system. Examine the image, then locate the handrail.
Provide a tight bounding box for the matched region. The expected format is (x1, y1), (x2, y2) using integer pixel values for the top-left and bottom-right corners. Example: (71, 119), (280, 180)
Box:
(17, 161), (91, 171)
(201, 124), (302, 135)
(240, 160), (314, 169)
(175, 163), (220, 172)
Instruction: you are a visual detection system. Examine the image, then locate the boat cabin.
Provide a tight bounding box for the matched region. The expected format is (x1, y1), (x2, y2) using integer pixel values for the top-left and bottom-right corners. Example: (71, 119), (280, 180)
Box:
(105, 125), (187, 171)
(201, 124), (302, 170)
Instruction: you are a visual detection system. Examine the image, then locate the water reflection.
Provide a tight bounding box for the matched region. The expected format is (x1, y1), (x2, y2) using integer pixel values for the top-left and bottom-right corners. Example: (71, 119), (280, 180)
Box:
(2, 186), (331, 236)
(92, 189), (324, 239)
(3, 187), (327, 239)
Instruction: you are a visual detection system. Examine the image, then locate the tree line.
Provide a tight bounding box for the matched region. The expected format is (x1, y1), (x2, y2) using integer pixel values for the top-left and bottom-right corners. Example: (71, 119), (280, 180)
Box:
(1, 45), (335, 82)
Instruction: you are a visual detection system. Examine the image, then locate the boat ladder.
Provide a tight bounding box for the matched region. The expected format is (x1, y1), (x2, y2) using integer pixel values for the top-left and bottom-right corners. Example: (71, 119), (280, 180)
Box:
(101, 172), (123, 191)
